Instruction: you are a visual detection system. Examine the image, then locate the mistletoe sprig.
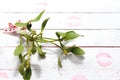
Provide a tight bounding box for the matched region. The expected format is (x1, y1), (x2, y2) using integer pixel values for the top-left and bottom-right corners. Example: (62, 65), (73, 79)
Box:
(13, 10), (85, 80)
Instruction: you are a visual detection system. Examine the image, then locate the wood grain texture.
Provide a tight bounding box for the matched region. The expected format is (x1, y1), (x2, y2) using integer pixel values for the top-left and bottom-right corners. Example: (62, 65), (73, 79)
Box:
(1, 30), (120, 46)
(0, 47), (120, 80)
(0, 13), (120, 29)
(0, 0), (120, 80)
(0, 0), (120, 12)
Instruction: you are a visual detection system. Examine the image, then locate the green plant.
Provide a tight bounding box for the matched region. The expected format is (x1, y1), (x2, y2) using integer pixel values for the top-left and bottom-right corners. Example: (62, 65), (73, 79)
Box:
(13, 10), (85, 80)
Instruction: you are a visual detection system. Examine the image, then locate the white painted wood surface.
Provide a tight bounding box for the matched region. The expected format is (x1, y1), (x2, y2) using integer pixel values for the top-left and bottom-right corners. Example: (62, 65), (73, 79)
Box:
(1, 13), (120, 29)
(0, 0), (120, 12)
(0, 0), (120, 80)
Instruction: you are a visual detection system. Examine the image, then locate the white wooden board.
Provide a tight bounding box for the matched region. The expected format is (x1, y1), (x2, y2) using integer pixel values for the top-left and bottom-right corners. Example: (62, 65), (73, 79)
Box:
(0, 0), (120, 80)
(0, 0), (120, 12)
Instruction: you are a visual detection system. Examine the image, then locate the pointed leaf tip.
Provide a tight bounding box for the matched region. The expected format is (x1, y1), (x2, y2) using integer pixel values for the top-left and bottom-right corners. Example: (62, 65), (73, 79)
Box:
(58, 56), (62, 68)
(41, 18), (50, 31)
(29, 10), (45, 22)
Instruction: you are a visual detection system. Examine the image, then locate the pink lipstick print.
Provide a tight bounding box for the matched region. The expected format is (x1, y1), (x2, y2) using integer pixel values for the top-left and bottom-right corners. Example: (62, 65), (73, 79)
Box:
(35, 2), (48, 11)
(72, 74), (87, 80)
(67, 16), (80, 27)
(96, 52), (112, 67)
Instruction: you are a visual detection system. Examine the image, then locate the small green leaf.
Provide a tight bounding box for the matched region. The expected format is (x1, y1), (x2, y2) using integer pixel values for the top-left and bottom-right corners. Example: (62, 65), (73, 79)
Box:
(69, 46), (85, 55)
(19, 54), (23, 62)
(56, 32), (65, 39)
(37, 47), (46, 57)
(64, 31), (79, 41)
(41, 18), (50, 31)
(24, 67), (32, 80)
(31, 45), (36, 54)
(14, 45), (24, 56)
(29, 10), (45, 22)
(15, 22), (27, 27)
(27, 23), (32, 31)
(56, 32), (60, 38)
(39, 52), (46, 58)
(58, 56), (62, 68)
(18, 60), (26, 76)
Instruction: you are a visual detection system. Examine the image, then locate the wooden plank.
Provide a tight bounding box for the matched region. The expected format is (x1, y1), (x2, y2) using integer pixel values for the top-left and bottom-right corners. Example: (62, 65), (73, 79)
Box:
(0, 0), (120, 79)
(0, 13), (120, 29)
(0, 46), (120, 69)
(1, 30), (120, 46)
(0, 69), (119, 80)
(0, 0), (120, 12)
(0, 47), (119, 80)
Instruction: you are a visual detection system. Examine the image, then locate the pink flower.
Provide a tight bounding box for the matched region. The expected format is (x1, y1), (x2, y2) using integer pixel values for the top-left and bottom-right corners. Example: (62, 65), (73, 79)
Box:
(4, 23), (18, 33)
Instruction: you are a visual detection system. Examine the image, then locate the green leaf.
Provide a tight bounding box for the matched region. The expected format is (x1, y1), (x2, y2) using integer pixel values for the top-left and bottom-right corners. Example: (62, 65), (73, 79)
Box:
(58, 56), (62, 68)
(19, 54), (23, 62)
(64, 31), (79, 41)
(31, 45), (36, 54)
(69, 46), (85, 55)
(27, 23), (32, 31)
(14, 45), (24, 56)
(37, 47), (46, 57)
(39, 52), (46, 58)
(41, 18), (50, 31)
(15, 22), (27, 27)
(28, 10), (45, 22)
(18, 60), (26, 76)
(56, 32), (65, 39)
(24, 67), (32, 80)
(56, 32), (60, 38)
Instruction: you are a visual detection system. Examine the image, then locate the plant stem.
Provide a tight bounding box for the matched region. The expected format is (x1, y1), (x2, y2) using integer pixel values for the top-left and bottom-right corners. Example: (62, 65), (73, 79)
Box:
(20, 34), (23, 45)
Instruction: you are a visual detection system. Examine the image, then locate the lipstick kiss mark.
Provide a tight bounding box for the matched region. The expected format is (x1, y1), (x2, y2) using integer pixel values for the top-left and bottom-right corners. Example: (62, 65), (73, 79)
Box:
(67, 16), (80, 27)
(0, 72), (8, 79)
(72, 74), (87, 80)
(96, 52), (112, 67)
(35, 2), (48, 11)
